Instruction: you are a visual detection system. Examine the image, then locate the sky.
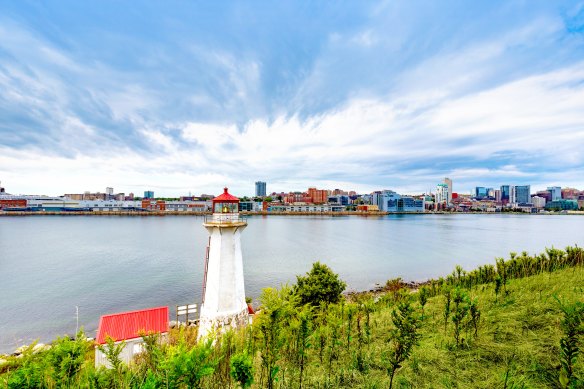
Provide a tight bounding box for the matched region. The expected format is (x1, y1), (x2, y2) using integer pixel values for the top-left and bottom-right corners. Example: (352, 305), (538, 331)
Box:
(1, 1), (584, 197)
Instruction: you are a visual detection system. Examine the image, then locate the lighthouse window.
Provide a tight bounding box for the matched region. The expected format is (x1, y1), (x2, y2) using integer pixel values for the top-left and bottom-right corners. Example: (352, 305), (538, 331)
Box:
(214, 202), (237, 213)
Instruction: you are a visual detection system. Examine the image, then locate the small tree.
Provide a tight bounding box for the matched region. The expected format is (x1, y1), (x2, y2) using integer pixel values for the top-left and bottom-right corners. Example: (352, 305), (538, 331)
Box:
(418, 286), (429, 320)
(48, 330), (90, 386)
(294, 262), (347, 307)
(556, 298), (584, 388)
(164, 339), (216, 389)
(383, 300), (421, 389)
(451, 288), (469, 347)
(495, 275), (502, 302)
(468, 298), (481, 339)
(258, 286), (297, 389)
(230, 352), (254, 388)
(97, 336), (126, 374)
(496, 258), (507, 293)
(297, 306), (313, 389)
(443, 287), (452, 332)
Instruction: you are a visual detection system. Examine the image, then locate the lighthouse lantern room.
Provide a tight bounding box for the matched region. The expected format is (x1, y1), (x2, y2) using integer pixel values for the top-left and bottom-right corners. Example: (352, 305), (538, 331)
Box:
(198, 188), (248, 339)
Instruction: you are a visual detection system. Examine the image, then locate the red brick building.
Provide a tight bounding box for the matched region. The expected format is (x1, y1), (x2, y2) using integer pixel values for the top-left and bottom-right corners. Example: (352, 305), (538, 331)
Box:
(307, 187), (328, 204)
(141, 199), (166, 211)
(0, 199), (27, 209)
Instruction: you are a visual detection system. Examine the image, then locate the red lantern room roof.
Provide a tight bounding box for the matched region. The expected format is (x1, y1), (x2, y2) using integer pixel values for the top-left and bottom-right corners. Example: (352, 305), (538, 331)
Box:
(213, 187), (239, 203)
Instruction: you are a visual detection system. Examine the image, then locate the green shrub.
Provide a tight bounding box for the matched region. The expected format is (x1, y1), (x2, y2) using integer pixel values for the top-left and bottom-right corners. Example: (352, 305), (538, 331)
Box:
(230, 352), (254, 388)
(294, 262), (347, 306)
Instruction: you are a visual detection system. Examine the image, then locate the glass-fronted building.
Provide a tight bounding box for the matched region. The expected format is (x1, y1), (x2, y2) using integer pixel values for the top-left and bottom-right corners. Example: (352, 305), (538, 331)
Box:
(514, 185), (531, 204)
(500, 185), (510, 202)
(547, 186), (562, 201)
(475, 187), (488, 199)
(545, 199), (578, 211)
(382, 190), (424, 212)
(255, 181), (267, 197)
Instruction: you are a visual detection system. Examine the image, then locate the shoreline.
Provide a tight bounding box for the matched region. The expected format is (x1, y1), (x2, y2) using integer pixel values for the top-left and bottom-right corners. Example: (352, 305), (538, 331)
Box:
(1, 210), (582, 217)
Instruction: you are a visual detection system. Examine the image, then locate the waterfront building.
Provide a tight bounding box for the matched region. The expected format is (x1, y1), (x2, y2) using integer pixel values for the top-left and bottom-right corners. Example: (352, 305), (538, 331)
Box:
(548, 186), (561, 201)
(436, 183), (449, 208)
(307, 187), (328, 204)
(509, 185), (517, 205)
(277, 204), (344, 212)
(500, 185), (510, 204)
(144, 190), (154, 199)
(255, 181), (266, 197)
(545, 199), (579, 211)
(370, 191), (383, 208)
(379, 190), (424, 212)
(199, 188), (248, 340)
(328, 195), (349, 206)
(531, 196), (546, 208)
(64, 193), (84, 200)
(443, 178), (453, 204)
(514, 185), (531, 204)
(95, 306), (168, 368)
(239, 201), (265, 212)
(475, 187), (488, 200)
(495, 189), (502, 203)
(562, 188), (580, 199)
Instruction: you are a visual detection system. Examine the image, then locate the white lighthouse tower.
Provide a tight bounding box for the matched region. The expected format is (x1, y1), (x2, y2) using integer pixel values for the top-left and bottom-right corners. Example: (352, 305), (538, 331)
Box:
(198, 188), (248, 339)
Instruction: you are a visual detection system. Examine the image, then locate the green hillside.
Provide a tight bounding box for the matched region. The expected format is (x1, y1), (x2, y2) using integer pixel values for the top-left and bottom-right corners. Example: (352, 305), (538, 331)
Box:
(1, 247), (583, 388)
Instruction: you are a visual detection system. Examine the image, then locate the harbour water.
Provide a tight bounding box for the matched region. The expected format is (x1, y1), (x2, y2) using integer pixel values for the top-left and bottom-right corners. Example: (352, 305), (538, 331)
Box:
(0, 214), (583, 353)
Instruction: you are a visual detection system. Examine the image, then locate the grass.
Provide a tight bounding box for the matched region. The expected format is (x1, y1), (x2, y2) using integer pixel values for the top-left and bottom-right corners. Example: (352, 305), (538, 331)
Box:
(384, 267), (584, 388)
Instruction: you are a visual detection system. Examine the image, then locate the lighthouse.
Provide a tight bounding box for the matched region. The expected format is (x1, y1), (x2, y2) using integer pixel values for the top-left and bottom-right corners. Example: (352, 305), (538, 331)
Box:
(198, 188), (248, 339)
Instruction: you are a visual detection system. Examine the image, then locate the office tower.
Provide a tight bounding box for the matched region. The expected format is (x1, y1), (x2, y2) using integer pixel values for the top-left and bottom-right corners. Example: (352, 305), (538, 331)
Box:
(436, 183), (449, 206)
(255, 181), (267, 197)
(500, 185), (510, 203)
(547, 186), (561, 201)
(443, 177), (453, 204)
(514, 185), (531, 204)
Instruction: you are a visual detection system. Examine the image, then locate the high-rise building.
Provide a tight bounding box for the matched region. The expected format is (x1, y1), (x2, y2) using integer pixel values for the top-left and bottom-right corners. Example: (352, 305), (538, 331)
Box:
(494, 189), (502, 203)
(370, 191), (383, 208)
(475, 187), (488, 199)
(144, 190), (154, 199)
(514, 185), (531, 204)
(548, 186), (562, 201)
(509, 185), (517, 204)
(255, 181), (267, 197)
(501, 185), (510, 203)
(436, 183), (449, 207)
(443, 177), (452, 204)
(307, 187), (328, 204)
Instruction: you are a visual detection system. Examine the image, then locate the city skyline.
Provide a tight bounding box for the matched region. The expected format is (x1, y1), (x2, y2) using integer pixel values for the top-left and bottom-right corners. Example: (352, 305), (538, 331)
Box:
(1, 2), (584, 196)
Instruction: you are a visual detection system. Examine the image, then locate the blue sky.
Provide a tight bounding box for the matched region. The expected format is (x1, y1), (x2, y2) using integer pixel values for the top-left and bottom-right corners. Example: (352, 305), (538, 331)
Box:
(1, 1), (583, 196)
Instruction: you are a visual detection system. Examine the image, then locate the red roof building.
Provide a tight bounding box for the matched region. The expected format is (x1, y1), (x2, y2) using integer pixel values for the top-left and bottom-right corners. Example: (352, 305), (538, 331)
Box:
(96, 306), (169, 344)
